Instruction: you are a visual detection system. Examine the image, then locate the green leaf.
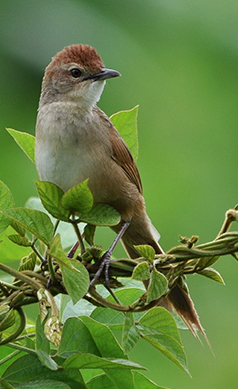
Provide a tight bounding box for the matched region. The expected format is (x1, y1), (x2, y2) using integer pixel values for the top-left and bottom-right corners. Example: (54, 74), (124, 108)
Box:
(25, 197), (79, 249)
(132, 261), (150, 281)
(36, 315), (58, 371)
(60, 314), (137, 389)
(1, 354), (86, 387)
(61, 259), (90, 304)
(36, 181), (70, 221)
(16, 380), (71, 389)
(61, 180), (93, 214)
(61, 317), (136, 389)
(64, 353), (144, 370)
(139, 307), (181, 343)
(139, 307), (189, 375)
(84, 224), (96, 246)
(133, 372), (165, 389)
(3, 208), (54, 246)
(10, 220), (26, 237)
(122, 312), (140, 353)
(59, 316), (125, 359)
(49, 234), (73, 269)
(91, 306), (124, 327)
(134, 245), (155, 261)
(19, 252), (37, 271)
(0, 380), (15, 389)
(86, 374), (118, 389)
(35, 350), (59, 372)
(147, 269), (168, 303)
(80, 204), (120, 226)
(7, 234), (31, 247)
(0, 227), (31, 262)
(0, 181), (14, 210)
(35, 316), (50, 355)
(6, 128), (35, 163)
(59, 296), (95, 324)
(86, 372), (163, 389)
(0, 181), (14, 234)
(58, 317), (99, 358)
(198, 267), (225, 284)
(110, 106), (139, 160)
(104, 368), (135, 389)
(197, 255), (220, 269)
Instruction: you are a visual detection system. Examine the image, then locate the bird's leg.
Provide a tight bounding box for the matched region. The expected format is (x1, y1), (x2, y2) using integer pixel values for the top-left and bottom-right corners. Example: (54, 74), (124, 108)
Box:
(89, 220), (130, 288)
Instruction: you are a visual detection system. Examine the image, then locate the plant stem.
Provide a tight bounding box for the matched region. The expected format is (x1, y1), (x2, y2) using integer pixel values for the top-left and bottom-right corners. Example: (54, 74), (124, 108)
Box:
(216, 207), (238, 238)
(31, 241), (45, 263)
(71, 216), (85, 254)
(6, 342), (37, 356)
(0, 350), (21, 365)
(53, 219), (60, 235)
(0, 307), (26, 346)
(0, 263), (42, 290)
(47, 256), (57, 284)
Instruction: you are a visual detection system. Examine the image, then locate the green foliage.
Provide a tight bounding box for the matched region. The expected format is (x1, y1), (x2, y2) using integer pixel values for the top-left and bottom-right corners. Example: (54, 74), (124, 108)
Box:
(132, 261), (150, 281)
(79, 204), (120, 227)
(110, 106), (139, 160)
(61, 259), (89, 304)
(3, 207), (54, 246)
(36, 315), (58, 371)
(35, 180), (120, 227)
(0, 181), (14, 234)
(134, 245), (155, 262)
(35, 181), (70, 221)
(60, 180), (93, 215)
(0, 108), (237, 388)
(6, 128), (35, 163)
(139, 308), (189, 375)
(147, 270), (168, 303)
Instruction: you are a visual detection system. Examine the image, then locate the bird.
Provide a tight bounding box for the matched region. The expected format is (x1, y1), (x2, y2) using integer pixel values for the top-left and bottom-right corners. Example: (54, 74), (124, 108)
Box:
(35, 44), (204, 336)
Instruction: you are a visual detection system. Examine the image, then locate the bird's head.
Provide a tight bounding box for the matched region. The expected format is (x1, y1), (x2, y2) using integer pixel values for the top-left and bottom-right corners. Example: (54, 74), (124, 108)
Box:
(40, 44), (121, 108)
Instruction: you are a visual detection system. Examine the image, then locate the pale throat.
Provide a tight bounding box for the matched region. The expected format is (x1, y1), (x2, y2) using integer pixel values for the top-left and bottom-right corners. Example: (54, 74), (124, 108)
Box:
(67, 79), (106, 111)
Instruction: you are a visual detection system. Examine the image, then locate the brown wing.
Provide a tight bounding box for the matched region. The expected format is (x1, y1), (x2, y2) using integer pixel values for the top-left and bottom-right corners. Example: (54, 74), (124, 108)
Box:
(94, 106), (142, 194)
(110, 131), (143, 194)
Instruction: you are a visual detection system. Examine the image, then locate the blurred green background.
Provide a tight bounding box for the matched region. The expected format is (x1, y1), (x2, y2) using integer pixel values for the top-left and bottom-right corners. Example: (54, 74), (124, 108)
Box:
(1, 0), (238, 387)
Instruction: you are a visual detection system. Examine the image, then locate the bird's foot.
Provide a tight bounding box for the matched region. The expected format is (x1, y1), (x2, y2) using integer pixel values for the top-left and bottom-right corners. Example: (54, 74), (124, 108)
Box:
(89, 251), (112, 289)
(89, 221), (130, 289)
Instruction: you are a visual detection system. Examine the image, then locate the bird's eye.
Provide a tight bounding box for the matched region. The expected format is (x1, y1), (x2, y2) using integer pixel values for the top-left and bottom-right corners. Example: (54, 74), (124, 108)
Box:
(70, 68), (82, 78)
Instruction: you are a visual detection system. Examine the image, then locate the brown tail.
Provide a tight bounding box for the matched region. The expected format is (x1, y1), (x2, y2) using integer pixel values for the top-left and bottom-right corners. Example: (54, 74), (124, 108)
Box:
(119, 221), (207, 340)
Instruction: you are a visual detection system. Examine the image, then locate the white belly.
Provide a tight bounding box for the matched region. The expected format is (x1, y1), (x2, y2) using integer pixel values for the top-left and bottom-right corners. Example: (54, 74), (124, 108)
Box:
(35, 102), (100, 192)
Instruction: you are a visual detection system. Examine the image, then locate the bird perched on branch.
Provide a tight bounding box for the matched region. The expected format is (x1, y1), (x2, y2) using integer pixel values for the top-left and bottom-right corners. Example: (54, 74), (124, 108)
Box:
(35, 44), (204, 337)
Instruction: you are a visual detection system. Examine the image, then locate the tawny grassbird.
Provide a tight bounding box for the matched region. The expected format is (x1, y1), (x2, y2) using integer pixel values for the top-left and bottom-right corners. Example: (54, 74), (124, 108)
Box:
(35, 44), (204, 336)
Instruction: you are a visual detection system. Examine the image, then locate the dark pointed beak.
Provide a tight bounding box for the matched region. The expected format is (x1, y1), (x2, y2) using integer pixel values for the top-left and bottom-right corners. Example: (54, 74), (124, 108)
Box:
(84, 68), (121, 81)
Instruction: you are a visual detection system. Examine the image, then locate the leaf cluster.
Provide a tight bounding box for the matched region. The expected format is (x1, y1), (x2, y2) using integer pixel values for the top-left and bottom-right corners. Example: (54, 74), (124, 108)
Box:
(0, 107), (238, 388)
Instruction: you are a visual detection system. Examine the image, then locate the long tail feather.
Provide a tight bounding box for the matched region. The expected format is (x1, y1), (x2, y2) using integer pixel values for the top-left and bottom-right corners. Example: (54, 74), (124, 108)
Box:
(120, 225), (209, 342)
